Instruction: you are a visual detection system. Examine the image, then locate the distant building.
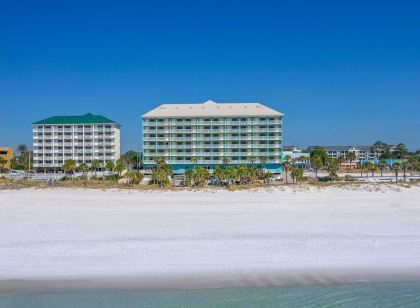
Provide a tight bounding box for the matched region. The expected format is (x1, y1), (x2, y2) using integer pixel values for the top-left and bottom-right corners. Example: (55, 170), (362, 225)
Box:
(32, 113), (121, 172)
(307, 145), (385, 161)
(283, 146), (310, 169)
(0, 147), (13, 169)
(283, 146), (310, 160)
(142, 100), (284, 173)
(283, 145), (303, 153)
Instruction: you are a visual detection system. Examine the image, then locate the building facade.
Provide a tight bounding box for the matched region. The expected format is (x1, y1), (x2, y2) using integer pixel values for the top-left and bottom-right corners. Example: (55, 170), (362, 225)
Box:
(307, 146), (383, 161)
(0, 146), (13, 170)
(142, 100), (283, 173)
(283, 146), (310, 161)
(33, 113), (121, 172)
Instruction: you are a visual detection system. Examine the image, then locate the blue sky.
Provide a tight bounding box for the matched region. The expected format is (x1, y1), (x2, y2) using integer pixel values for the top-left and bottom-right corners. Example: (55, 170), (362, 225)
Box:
(1, 0), (419, 152)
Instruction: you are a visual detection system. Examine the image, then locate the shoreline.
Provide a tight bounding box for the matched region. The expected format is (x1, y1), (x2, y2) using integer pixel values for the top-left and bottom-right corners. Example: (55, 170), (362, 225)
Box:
(3, 268), (420, 293)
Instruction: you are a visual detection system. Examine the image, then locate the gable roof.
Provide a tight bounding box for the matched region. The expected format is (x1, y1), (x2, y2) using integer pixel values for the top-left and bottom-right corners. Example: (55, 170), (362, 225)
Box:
(142, 100), (283, 118)
(33, 113), (120, 126)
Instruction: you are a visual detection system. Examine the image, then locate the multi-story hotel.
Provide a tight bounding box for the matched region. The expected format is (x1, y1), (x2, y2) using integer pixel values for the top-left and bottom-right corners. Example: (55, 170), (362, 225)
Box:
(33, 113), (121, 172)
(142, 100), (283, 173)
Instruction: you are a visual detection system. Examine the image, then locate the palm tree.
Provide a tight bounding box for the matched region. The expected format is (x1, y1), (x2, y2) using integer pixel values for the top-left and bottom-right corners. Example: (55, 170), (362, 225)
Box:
(310, 156), (323, 178)
(105, 160), (115, 176)
(336, 156), (345, 171)
(184, 169), (194, 186)
(346, 152), (356, 171)
(401, 161), (410, 182)
(91, 159), (100, 177)
(358, 162), (365, 178)
(378, 159), (388, 177)
(120, 150), (140, 170)
(407, 156), (416, 176)
(281, 155), (292, 183)
(392, 162), (402, 181)
(150, 157), (173, 187)
(236, 163), (249, 184)
(290, 166), (304, 184)
(79, 163), (89, 178)
(326, 157), (339, 179)
(125, 171), (143, 185)
(298, 156), (308, 169)
(113, 159), (125, 178)
(192, 166), (210, 186)
(213, 166), (225, 186)
(225, 166), (237, 186)
(364, 161), (376, 177)
(62, 160), (76, 179)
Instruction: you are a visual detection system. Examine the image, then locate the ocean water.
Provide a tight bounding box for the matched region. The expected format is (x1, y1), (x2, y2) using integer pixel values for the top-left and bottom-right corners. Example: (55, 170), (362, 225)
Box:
(1, 281), (420, 307)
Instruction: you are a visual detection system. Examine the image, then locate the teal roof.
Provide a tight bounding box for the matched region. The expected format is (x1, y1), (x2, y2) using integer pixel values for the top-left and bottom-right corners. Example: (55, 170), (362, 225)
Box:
(33, 113), (120, 125)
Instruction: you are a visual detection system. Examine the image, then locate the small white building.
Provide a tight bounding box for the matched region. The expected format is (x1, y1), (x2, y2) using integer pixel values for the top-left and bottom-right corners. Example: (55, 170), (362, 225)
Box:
(32, 113), (121, 172)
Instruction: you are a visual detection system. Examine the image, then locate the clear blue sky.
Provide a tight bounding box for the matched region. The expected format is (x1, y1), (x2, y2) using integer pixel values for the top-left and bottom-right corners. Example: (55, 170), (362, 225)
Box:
(1, 0), (419, 152)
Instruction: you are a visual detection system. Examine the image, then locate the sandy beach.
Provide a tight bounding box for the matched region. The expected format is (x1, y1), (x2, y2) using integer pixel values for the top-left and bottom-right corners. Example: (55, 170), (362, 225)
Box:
(1, 185), (420, 292)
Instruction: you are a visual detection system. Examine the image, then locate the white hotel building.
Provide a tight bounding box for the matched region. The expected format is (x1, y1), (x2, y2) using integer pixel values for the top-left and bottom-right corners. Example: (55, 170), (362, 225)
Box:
(142, 100), (284, 174)
(32, 113), (121, 172)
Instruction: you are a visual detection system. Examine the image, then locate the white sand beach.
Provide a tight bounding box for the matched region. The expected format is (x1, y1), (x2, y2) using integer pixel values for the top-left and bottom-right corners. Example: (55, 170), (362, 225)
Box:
(1, 185), (420, 291)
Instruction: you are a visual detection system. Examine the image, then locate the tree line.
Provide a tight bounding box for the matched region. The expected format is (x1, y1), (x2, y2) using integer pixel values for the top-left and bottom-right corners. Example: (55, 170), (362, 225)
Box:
(306, 143), (420, 182)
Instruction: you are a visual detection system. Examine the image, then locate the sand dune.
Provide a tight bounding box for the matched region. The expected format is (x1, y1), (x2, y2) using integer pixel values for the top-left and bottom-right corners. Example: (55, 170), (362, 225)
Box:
(1, 186), (420, 291)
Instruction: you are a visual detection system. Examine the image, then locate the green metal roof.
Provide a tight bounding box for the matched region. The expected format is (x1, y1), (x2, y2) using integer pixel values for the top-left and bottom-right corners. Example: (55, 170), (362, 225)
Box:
(33, 113), (120, 125)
